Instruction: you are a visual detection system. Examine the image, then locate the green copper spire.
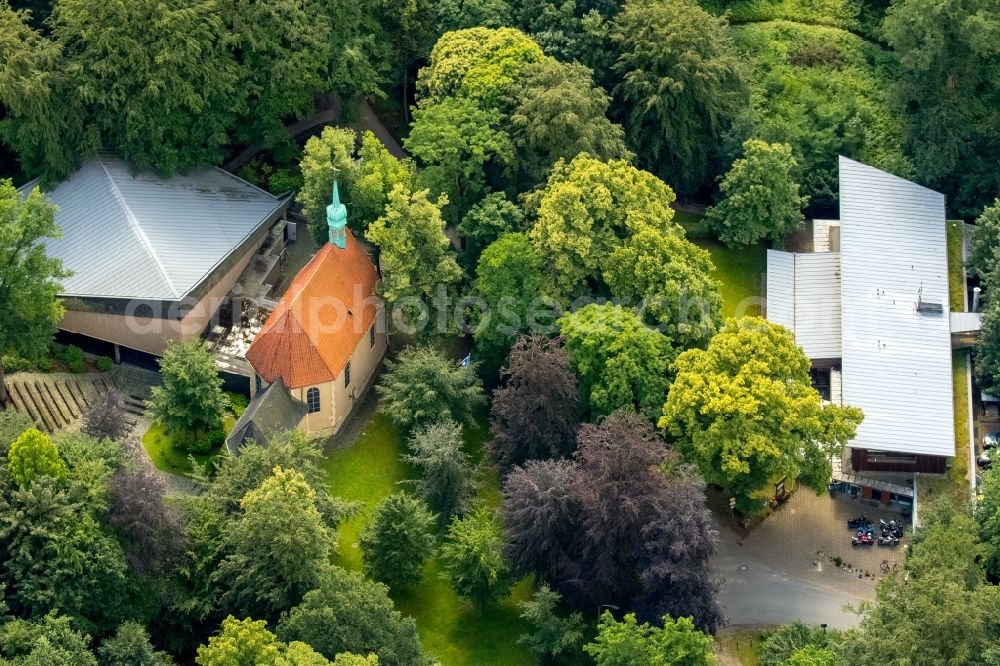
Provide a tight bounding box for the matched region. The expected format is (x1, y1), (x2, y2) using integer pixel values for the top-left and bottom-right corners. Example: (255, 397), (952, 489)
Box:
(327, 181), (347, 249)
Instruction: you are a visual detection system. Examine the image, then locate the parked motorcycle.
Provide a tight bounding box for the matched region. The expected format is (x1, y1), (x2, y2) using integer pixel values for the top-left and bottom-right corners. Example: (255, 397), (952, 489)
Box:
(878, 535), (900, 546)
(880, 519), (904, 538)
(852, 533), (874, 546)
(847, 515), (871, 529)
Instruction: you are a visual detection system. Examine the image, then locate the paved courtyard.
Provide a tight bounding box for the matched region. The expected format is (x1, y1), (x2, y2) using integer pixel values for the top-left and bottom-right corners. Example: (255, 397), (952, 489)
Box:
(743, 489), (908, 599)
(714, 488), (909, 628)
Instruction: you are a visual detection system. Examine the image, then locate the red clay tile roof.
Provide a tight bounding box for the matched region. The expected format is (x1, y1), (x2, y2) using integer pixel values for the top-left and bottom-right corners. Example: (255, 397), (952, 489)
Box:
(246, 231), (380, 388)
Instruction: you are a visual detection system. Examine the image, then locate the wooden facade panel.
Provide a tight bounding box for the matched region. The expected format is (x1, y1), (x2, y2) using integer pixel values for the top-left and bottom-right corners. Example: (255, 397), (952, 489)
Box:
(851, 448), (948, 474)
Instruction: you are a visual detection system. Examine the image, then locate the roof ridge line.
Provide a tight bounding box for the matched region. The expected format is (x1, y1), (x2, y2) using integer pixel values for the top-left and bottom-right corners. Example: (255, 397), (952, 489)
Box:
(210, 165), (281, 201)
(96, 156), (179, 300)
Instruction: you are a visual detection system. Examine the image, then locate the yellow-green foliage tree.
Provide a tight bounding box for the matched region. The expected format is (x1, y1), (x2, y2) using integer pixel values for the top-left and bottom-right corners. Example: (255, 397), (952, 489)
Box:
(660, 317), (863, 512)
(7, 428), (66, 487)
(364, 184), (462, 321)
(416, 27), (544, 111)
(527, 154), (679, 300)
(196, 615), (346, 665)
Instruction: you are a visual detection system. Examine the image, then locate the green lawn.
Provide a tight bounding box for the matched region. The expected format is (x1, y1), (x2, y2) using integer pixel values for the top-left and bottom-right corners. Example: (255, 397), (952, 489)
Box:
(677, 209), (767, 319)
(919, 350), (973, 507)
(715, 627), (765, 666)
(142, 415), (234, 476)
(321, 409), (535, 666)
(946, 220), (966, 311)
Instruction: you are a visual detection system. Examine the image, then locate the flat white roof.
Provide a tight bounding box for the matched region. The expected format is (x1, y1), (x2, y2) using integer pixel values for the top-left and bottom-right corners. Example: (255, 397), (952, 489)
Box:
(838, 156), (954, 457)
(766, 250), (842, 359)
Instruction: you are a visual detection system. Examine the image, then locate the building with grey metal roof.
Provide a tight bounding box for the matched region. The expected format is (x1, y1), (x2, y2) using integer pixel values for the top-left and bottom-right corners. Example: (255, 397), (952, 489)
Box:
(24, 154), (289, 301)
(23, 155), (292, 357)
(767, 156), (956, 475)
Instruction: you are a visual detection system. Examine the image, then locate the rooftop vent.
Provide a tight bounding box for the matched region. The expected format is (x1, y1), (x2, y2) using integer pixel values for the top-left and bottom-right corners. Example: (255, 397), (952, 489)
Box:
(915, 283), (943, 314)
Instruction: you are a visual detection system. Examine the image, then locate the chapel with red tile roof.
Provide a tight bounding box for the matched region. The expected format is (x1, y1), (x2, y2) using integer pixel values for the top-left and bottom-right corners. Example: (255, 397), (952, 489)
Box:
(239, 182), (387, 443)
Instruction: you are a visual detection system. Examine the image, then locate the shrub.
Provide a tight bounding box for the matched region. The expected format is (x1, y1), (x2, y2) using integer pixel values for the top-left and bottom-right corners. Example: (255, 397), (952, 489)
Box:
(34, 355), (53, 372)
(186, 421), (226, 454)
(226, 392), (250, 418)
(1, 352), (33, 373)
(268, 168), (303, 195)
(59, 344), (85, 373)
(96, 356), (113, 372)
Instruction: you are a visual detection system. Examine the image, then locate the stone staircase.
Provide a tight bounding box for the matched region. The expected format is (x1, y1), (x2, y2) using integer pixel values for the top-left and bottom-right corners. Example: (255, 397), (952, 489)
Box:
(2, 370), (152, 433)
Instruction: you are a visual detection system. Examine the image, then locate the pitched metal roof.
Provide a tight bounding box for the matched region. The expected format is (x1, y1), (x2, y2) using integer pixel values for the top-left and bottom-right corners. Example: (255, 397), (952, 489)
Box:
(23, 155), (288, 301)
(245, 231), (380, 389)
(838, 156), (954, 458)
(766, 250), (842, 360)
(225, 378), (307, 455)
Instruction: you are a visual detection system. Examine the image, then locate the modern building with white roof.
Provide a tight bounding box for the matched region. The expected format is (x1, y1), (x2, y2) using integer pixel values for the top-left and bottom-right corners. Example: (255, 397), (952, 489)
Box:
(767, 156), (957, 490)
(23, 155), (292, 357)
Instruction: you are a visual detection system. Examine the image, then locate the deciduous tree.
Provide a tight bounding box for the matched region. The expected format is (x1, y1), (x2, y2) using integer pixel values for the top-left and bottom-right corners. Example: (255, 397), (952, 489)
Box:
(603, 226), (722, 350)
(558, 304), (675, 420)
(472, 232), (547, 372)
(611, 0), (747, 194)
(842, 501), (1000, 665)
(214, 467), (334, 622)
(364, 185), (463, 320)
(277, 566), (429, 666)
(440, 505), (512, 608)
(571, 413), (674, 605)
(759, 622), (841, 666)
(501, 459), (581, 593)
(527, 155), (679, 300)
(416, 27), (544, 112)
(705, 140), (807, 247)
(433, 0), (511, 33)
(502, 413), (722, 626)
(458, 192), (525, 264)
(106, 458), (187, 579)
(148, 341), (228, 438)
(403, 419), (478, 520)
(351, 132), (415, 233)
(976, 295), (1000, 393)
(883, 0), (1000, 217)
(82, 388), (130, 442)
(584, 613), (715, 666)
(405, 98), (512, 221)
(359, 492), (436, 590)
(489, 335), (579, 471)
(299, 127), (358, 244)
(511, 59), (632, 188)
(660, 317), (864, 512)
(0, 181), (67, 406)
(376, 345), (484, 431)
(968, 199), (1000, 287)
(196, 616), (330, 666)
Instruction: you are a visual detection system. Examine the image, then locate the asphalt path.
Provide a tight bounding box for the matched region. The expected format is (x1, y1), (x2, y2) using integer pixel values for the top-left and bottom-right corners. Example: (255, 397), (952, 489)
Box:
(712, 518), (863, 630)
